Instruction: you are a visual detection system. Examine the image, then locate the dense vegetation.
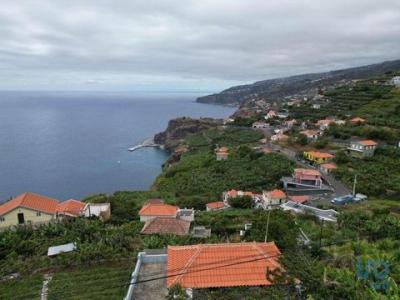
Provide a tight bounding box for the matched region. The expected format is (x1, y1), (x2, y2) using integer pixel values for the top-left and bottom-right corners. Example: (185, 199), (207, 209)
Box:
(333, 147), (400, 198)
(325, 123), (400, 144)
(82, 190), (175, 224)
(155, 147), (294, 198)
(185, 127), (263, 151)
(47, 264), (132, 300)
(289, 76), (398, 122)
(0, 218), (141, 276)
(0, 274), (43, 300)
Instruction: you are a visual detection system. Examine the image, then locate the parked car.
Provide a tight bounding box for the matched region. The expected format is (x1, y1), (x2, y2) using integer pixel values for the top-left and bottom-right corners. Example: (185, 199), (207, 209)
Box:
(331, 194), (354, 205)
(354, 193), (367, 202)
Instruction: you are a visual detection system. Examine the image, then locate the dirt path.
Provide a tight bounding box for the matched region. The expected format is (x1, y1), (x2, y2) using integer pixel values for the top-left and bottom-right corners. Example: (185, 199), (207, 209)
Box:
(40, 274), (53, 300)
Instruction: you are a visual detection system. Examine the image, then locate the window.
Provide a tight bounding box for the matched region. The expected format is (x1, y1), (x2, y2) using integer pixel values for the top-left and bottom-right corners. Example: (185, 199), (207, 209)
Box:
(36, 211), (41, 217)
(0, 217), (5, 222)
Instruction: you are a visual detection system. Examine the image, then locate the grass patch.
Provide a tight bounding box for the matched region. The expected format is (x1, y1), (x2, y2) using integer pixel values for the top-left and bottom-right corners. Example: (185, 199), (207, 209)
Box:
(47, 263), (133, 300)
(0, 274), (43, 300)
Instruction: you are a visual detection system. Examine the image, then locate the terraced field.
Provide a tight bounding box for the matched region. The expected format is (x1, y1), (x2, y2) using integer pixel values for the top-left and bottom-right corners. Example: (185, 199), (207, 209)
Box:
(0, 263), (134, 300)
(0, 274), (43, 300)
(47, 264), (133, 300)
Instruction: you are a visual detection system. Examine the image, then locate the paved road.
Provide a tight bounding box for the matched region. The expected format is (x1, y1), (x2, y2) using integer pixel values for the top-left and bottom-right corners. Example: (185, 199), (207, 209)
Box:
(261, 135), (351, 197)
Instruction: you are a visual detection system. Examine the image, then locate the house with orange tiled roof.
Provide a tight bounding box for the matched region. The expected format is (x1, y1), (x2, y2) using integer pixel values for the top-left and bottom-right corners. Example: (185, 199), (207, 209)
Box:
(262, 189), (287, 208)
(215, 146), (229, 161)
(281, 168), (333, 194)
(138, 200), (194, 236)
(320, 163), (337, 174)
(166, 242), (282, 291)
(303, 151), (334, 164)
(293, 168), (322, 187)
(206, 201), (225, 211)
(0, 192), (110, 229)
(138, 201), (178, 222)
(289, 195), (309, 204)
(348, 139), (378, 157)
(0, 192), (60, 229)
(56, 199), (86, 218)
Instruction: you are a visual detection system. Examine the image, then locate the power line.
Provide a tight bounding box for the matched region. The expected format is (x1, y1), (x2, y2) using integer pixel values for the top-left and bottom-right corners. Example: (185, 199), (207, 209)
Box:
(10, 252), (283, 299)
(7, 235), (382, 299)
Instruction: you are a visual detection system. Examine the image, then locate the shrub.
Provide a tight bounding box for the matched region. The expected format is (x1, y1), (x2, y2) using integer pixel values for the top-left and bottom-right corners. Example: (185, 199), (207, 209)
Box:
(228, 196), (253, 209)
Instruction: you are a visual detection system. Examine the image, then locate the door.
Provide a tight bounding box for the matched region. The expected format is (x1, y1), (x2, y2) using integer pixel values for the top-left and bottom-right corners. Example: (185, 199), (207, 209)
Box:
(17, 213), (25, 224)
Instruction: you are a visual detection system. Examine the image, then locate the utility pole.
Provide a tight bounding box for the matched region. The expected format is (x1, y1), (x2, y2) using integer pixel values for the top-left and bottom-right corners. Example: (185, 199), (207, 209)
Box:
(319, 219), (324, 250)
(264, 209), (271, 243)
(352, 174), (357, 196)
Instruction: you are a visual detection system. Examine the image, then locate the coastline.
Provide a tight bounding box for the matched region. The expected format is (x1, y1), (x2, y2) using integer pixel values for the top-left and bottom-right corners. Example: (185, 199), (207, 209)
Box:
(0, 93), (235, 201)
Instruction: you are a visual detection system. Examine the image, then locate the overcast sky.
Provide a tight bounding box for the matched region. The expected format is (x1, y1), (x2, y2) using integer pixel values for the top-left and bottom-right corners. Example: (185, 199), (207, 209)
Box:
(1, 0), (399, 91)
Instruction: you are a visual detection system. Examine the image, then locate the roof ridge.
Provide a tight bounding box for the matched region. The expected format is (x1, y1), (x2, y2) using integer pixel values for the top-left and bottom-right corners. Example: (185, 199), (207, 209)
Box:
(252, 242), (269, 257)
(142, 217), (157, 231)
(169, 242), (275, 249)
(169, 244), (203, 287)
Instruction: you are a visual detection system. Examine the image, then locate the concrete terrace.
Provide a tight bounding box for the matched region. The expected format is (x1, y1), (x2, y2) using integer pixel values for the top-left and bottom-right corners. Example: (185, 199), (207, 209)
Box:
(132, 263), (167, 300)
(281, 201), (338, 222)
(125, 250), (168, 300)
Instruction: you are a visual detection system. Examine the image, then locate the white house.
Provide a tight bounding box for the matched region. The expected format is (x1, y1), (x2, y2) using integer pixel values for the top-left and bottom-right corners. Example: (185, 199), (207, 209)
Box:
(347, 140), (377, 157)
(271, 133), (289, 142)
(252, 121), (268, 129)
(276, 111), (289, 119)
(83, 203), (111, 221)
(300, 130), (321, 140)
(312, 103), (321, 109)
(262, 189), (286, 208)
(391, 76), (400, 87)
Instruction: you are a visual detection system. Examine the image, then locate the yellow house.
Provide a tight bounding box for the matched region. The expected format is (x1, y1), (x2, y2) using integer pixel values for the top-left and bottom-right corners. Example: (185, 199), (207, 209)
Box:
(304, 151), (334, 164)
(0, 192), (59, 229)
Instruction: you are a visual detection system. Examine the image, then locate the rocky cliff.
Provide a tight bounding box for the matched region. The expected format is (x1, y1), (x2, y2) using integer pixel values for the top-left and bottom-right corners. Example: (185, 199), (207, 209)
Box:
(154, 117), (222, 151)
(197, 59), (400, 106)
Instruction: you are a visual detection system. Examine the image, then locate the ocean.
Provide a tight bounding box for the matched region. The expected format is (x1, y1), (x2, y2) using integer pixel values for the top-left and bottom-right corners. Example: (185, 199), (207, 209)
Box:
(0, 91), (235, 201)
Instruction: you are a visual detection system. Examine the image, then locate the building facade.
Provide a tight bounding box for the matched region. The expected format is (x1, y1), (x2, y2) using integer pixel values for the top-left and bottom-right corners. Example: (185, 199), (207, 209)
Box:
(348, 140), (377, 157)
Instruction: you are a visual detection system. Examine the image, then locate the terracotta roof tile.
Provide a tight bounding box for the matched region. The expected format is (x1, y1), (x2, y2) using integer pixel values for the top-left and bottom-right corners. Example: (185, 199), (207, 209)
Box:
(320, 163), (337, 170)
(305, 151), (334, 159)
(138, 203), (178, 217)
(294, 168), (321, 177)
(289, 195), (309, 204)
(206, 202), (225, 210)
(0, 192), (60, 216)
(141, 217), (190, 236)
(268, 189), (286, 199)
(167, 242), (282, 289)
(56, 199), (86, 216)
(227, 189), (238, 197)
(216, 147), (229, 153)
(358, 140), (377, 146)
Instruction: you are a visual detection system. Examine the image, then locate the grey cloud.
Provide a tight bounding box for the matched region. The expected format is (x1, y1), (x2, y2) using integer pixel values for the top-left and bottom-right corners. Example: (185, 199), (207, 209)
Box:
(0, 0), (399, 90)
